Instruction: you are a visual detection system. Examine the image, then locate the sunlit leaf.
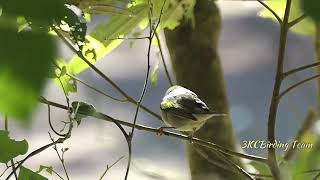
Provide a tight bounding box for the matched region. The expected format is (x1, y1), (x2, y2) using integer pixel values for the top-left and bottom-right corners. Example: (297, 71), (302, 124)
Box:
(18, 166), (48, 180)
(0, 130), (28, 163)
(68, 4), (148, 74)
(54, 58), (77, 94)
(37, 165), (53, 175)
(151, 57), (160, 87)
(259, 0), (315, 36)
(137, 0), (196, 30)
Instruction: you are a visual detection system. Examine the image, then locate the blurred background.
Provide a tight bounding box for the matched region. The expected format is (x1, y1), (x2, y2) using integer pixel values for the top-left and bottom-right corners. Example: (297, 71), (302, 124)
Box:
(1, 1), (318, 179)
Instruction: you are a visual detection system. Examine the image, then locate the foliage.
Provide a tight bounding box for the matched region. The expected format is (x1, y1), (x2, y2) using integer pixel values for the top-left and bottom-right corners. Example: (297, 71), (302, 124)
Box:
(0, 130), (28, 163)
(18, 166), (48, 180)
(259, 0), (315, 36)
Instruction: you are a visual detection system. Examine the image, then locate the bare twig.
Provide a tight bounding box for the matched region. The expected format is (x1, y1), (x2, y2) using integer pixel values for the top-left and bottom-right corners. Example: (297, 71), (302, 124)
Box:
(125, 1), (167, 179)
(288, 14), (307, 28)
(283, 61), (320, 78)
(49, 134), (70, 180)
(193, 147), (271, 179)
(194, 145), (256, 179)
(267, 0), (292, 179)
(39, 97), (268, 164)
(66, 73), (127, 102)
(104, 36), (149, 41)
(46, 99), (68, 137)
(155, 32), (173, 86)
(99, 156), (124, 180)
(256, 0), (282, 24)
(279, 74), (320, 99)
(313, 173), (320, 180)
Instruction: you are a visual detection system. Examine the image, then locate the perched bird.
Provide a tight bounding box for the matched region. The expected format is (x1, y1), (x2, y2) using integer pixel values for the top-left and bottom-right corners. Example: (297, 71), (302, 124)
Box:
(160, 85), (226, 135)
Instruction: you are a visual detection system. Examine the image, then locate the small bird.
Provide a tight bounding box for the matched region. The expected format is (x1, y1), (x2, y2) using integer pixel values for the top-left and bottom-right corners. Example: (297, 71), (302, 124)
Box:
(160, 85), (226, 135)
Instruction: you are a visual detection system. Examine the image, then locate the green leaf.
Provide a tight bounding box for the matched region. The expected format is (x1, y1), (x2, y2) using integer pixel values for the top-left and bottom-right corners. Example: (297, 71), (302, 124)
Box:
(0, 0), (65, 27)
(137, 0), (196, 30)
(151, 58), (160, 87)
(288, 133), (320, 179)
(0, 130), (28, 163)
(57, 4), (87, 49)
(0, 28), (55, 120)
(259, 0), (315, 36)
(301, 0), (320, 22)
(249, 161), (271, 176)
(71, 101), (96, 125)
(68, 4), (148, 75)
(54, 59), (77, 94)
(18, 166), (48, 180)
(37, 165), (53, 175)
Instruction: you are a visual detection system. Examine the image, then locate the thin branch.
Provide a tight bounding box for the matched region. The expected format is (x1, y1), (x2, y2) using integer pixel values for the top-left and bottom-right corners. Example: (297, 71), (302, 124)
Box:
(46, 99), (67, 137)
(6, 138), (67, 180)
(39, 98), (268, 164)
(155, 32), (173, 86)
(99, 156), (124, 180)
(194, 145), (255, 179)
(279, 74), (320, 99)
(283, 61), (320, 78)
(49, 134), (70, 180)
(288, 14), (307, 28)
(50, 169), (65, 180)
(66, 73), (127, 102)
(52, 26), (162, 121)
(193, 147), (271, 179)
(267, 0), (292, 179)
(313, 173), (320, 180)
(283, 108), (316, 161)
(104, 36), (149, 41)
(256, 0), (282, 24)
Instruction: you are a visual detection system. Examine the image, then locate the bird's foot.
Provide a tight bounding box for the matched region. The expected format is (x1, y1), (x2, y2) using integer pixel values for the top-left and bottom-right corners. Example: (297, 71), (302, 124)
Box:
(188, 134), (194, 143)
(156, 126), (174, 136)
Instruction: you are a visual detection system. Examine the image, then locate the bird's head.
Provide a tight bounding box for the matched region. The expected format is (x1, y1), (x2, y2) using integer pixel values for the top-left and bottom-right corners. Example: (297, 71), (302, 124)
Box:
(165, 85), (190, 96)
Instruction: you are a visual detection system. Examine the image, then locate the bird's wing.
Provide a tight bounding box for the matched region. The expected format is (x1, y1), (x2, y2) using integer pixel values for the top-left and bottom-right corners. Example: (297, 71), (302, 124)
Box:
(160, 101), (197, 120)
(176, 93), (212, 115)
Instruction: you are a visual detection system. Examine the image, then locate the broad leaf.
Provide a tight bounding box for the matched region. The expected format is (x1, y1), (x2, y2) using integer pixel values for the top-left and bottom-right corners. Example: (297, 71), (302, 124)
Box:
(18, 166), (48, 180)
(0, 0), (65, 27)
(54, 58), (77, 94)
(71, 101), (96, 126)
(68, 4), (148, 74)
(0, 130), (28, 163)
(0, 27), (55, 119)
(301, 0), (320, 22)
(259, 0), (315, 36)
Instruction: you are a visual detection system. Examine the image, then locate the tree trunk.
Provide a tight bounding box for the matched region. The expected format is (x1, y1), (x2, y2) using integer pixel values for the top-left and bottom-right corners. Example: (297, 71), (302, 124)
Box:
(164, 0), (244, 179)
